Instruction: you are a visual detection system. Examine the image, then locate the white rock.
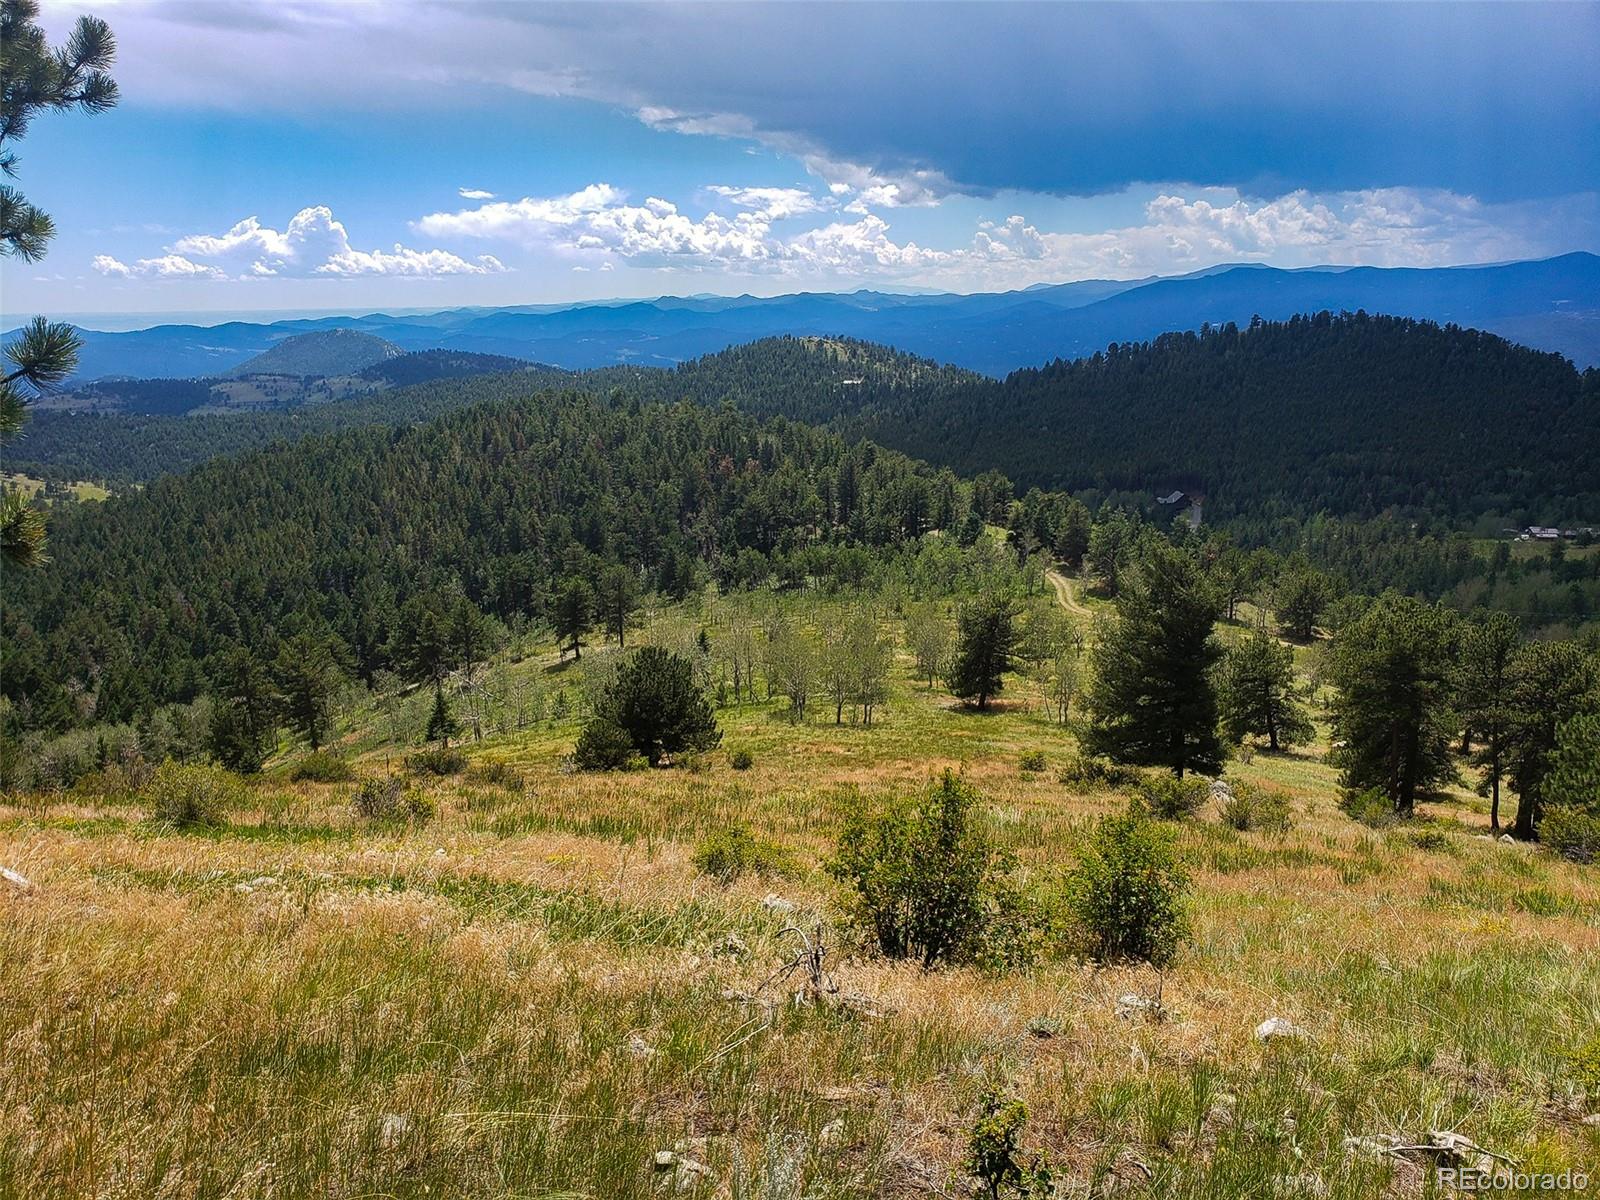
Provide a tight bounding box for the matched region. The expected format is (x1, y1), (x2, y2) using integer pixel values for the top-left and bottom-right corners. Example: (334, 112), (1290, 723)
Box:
(654, 1150), (677, 1169)
(628, 1034), (658, 1058)
(1, 866), (34, 893)
(1255, 1016), (1307, 1042)
(1581, 1113), (1600, 1127)
(233, 883), (254, 894)
(246, 875), (278, 888)
(1499, 834), (1516, 844)
(818, 1118), (845, 1148)
(761, 893), (794, 913)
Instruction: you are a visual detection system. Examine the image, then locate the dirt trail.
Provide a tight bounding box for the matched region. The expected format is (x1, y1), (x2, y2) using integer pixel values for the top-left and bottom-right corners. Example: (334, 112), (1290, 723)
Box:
(1045, 569), (1094, 619)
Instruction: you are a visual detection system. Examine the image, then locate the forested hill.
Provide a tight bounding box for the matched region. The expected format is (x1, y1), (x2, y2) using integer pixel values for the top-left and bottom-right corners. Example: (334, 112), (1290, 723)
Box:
(2, 393), (977, 729)
(14, 314), (1598, 525)
(662, 316), (1600, 524)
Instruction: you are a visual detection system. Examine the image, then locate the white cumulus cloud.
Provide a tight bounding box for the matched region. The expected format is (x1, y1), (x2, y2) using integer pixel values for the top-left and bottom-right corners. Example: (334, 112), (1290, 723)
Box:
(93, 207), (507, 282)
(458, 186), (495, 200)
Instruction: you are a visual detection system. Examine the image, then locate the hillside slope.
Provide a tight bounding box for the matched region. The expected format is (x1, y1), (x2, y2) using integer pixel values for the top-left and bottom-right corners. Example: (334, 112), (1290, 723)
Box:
(223, 328), (402, 377)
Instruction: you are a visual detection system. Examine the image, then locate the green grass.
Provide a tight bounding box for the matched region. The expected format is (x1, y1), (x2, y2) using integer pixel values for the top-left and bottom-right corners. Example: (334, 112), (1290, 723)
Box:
(4, 583), (1598, 1198)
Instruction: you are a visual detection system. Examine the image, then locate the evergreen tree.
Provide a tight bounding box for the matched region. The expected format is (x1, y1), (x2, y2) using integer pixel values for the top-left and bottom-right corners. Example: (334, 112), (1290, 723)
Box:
(554, 578), (592, 660)
(207, 648), (275, 773)
(449, 597), (489, 682)
(1218, 627), (1312, 751)
(273, 633), (341, 751)
(1053, 498), (1091, 570)
(1, 0), (117, 567)
(1085, 539), (1225, 777)
(1085, 509), (1139, 596)
(1504, 641), (1598, 839)
(596, 564), (639, 647)
(1454, 610), (1521, 831)
(583, 645), (720, 766)
(949, 593), (1018, 710)
(425, 682), (458, 747)
(1274, 562), (1332, 642)
(1328, 594), (1457, 817)
(1544, 713), (1600, 814)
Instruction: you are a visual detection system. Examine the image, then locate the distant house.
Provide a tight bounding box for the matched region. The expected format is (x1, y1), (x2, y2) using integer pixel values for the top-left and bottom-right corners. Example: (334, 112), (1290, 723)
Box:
(840, 378), (864, 386)
(1526, 526), (1562, 540)
(1157, 490), (1187, 506)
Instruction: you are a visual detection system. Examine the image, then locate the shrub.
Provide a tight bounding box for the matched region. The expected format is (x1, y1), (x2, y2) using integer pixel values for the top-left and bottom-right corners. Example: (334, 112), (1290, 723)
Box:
(827, 770), (1014, 968)
(1018, 750), (1047, 773)
(1133, 773), (1209, 821)
(691, 823), (793, 883)
(1218, 780), (1293, 832)
(966, 1093), (1052, 1200)
(145, 761), (243, 828)
(1056, 753), (1139, 790)
(1340, 786), (1398, 828)
(1063, 810), (1189, 967)
(1572, 1033), (1600, 1108)
(351, 775), (434, 823)
(290, 750), (354, 783)
(729, 748), (755, 771)
(406, 746), (466, 776)
(1401, 826), (1453, 853)
(574, 717), (635, 771)
(1541, 807), (1600, 864)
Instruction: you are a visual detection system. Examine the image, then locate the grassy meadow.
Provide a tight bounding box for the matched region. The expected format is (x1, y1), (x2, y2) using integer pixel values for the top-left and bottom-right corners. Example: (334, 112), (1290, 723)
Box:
(3, 580), (1599, 1199)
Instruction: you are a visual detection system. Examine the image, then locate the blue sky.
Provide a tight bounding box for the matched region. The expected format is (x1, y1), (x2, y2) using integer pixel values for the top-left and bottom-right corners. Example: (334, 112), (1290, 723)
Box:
(6, 1), (1598, 320)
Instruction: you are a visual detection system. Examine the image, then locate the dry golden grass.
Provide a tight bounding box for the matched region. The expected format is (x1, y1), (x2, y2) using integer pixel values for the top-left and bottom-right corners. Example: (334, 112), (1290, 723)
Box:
(4, 611), (1599, 1198)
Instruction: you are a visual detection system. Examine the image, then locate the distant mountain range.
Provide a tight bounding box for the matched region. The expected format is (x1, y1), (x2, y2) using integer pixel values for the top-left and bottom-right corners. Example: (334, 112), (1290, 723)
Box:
(9, 252), (1599, 381)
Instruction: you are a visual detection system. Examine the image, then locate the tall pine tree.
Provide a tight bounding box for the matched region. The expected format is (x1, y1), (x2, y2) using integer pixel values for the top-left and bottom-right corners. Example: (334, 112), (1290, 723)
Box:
(1085, 539), (1224, 777)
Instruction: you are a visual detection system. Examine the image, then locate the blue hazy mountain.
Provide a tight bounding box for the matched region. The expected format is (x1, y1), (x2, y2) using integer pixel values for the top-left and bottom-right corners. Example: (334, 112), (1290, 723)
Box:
(20, 252), (1598, 381)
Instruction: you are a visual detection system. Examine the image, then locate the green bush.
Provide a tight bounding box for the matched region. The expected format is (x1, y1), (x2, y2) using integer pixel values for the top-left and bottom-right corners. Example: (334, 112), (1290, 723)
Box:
(1541, 807), (1600, 864)
(145, 761), (243, 828)
(1063, 810), (1189, 967)
(691, 823), (793, 883)
(351, 775), (434, 823)
(1018, 750), (1047, 774)
(966, 1092), (1052, 1200)
(1133, 773), (1209, 820)
(729, 748), (755, 771)
(406, 746), (466, 776)
(1340, 786), (1398, 828)
(1218, 780), (1293, 832)
(828, 770), (1017, 968)
(1572, 1033), (1600, 1108)
(574, 717), (635, 771)
(1056, 753), (1139, 790)
(290, 750), (354, 782)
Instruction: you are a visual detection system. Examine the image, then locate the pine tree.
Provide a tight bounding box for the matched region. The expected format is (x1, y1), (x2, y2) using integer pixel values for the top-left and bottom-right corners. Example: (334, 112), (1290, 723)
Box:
(1054, 498), (1091, 570)
(1454, 610), (1520, 831)
(596, 564), (639, 647)
(273, 633), (341, 751)
(1274, 562), (1332, 642)
(1218, 627), (1312, 751)
(1085, 509), (1139, 596)
(1503, 640), (1598, 840)
(584, 645), (720, 766)
(207, 648), (276, 773)
(949, 593), (1018, 710)
(426, 682), (458, 747)
(1, 0), (117, 567)
(554, 578), (592, 660)
(1085, 539), (1225, 777)
(1328, 594), (1457, 817)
